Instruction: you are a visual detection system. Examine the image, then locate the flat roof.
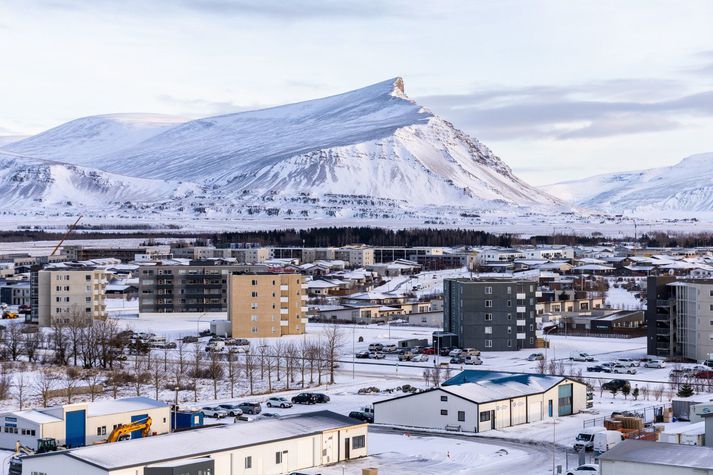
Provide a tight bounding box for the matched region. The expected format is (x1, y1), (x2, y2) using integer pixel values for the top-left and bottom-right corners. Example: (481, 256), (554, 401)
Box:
(86, 397), (168, 417)
(598, 440), (713, 469)
(34, 411), (360, 470)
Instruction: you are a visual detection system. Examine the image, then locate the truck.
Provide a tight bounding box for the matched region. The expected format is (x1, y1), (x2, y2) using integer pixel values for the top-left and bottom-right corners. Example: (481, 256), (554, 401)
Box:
(570, 352), (595, 362)
(573, 426), (606, 451)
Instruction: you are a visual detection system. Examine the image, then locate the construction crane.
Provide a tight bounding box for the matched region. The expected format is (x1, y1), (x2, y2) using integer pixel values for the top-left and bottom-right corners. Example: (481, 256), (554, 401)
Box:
(50, 215), (82, 257)
(106, 416), (152, 443)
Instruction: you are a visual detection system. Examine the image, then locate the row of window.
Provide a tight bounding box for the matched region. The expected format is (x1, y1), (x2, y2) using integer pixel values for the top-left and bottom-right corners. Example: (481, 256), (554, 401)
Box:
(244, 436), (364, 468)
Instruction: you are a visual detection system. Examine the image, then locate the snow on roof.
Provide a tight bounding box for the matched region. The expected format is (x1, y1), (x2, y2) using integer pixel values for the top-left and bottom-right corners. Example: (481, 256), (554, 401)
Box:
(438, 370), (571, 403)
(86, 397), (168, 417)
(147, 457), (213, 468)
(598, 440), (713, 469)
(307, 280), (343, 289)
(52, 411), (359, 470)
(10, 409), (62, 424)
(572, 264), (614, 271)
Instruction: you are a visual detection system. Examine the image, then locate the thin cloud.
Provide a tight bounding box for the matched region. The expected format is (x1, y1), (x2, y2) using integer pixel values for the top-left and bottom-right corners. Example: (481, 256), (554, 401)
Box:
(418, 81), (713, 141)
(156, 95), (260, 117)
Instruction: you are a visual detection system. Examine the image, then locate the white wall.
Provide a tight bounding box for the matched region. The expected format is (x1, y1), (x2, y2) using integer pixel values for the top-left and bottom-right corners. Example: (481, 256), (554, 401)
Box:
(600, 460), (712, 475)
(86, 406), (171, 444)
(374, 389), (478, 432)
(22, 453), (107, 475)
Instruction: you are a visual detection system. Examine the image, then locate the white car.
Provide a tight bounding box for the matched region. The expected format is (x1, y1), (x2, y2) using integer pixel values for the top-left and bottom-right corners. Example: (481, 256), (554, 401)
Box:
(369, 351), (386, 360)
(368, 343), (384, 352)
(266, 397), (293, 408)
(448, 349), (463, 357)
(411, 354), (429, 363)
(201, 406), (228, 418)
(612, 364), (637, 374)
(382, 344), (398, 353)
(615, 358), (639, 367)
(566, 464), (599, 475)
(644, 359), (666, 368)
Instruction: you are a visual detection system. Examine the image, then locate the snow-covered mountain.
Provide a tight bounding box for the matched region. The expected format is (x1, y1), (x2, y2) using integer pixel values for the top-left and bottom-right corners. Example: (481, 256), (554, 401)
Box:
(0, 77), (562, 223)
(546, 152), (713, 213)
(0, 150), (195, 209)
(2, 113), (186, 168)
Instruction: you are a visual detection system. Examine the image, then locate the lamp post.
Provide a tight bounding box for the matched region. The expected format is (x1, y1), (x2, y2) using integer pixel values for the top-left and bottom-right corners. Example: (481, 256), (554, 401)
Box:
(196, 312), (208, 336)
(173, 385), (179, 432)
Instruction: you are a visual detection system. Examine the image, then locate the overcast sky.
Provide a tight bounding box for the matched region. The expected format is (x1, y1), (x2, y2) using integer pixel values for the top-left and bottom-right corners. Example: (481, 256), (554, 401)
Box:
(1, 0), (712, 185)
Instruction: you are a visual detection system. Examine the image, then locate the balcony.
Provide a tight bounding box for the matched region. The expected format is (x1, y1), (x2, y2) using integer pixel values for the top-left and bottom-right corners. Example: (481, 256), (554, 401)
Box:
(301, 318), (309, 324)
(516, 293), (526, 299)
(280, 308), (289, 315)
(301, 307), (308, 312)
(280, 285), (289, 291)
(517, 319), (526, 326)
(516, 306), (526, 313)
(516, 333), (526, 340)
(280, 320), (289, 327)
(280, 297), (289, 303)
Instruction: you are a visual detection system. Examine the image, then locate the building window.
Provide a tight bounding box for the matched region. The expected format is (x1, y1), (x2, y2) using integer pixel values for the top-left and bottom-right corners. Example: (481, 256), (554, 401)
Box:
(507, 300), (512, 307)
(251, 279), (258, 286)
(275, 451), (283, 464)
(484, 286), (492, 295)
(251, 327), (258, 334)
(352, 435), (366, 449)
(529, 337), (534, 344)
(251, 315), (258, 322)
(507, 313), (512, 320)
(484, 326), (492, 334)
(244, 456), (252, 469)
(251, 303), (258, 309)
(440, 409), (448, 416)
(485, 300), (492, 308)
(485, 313), (492, 321)
(507, 286), (512, 294)
(480, 411), (491, 422)
(458, 411), (465, 422)
(251, 291), (258, 297)
(485, 340), (492, 348)
(507, 327), (512, 334)
(507, 340), (512, 348)
(96, 426), (106, 436)
(440, 395), (448, 401)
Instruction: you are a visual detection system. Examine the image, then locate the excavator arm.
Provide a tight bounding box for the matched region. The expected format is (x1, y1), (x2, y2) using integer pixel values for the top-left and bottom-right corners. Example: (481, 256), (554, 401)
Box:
(106, 416), (152, 443)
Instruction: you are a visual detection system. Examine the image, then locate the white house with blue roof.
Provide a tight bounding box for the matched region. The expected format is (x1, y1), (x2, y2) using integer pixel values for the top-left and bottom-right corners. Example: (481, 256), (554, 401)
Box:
(373, 370), (587, 433)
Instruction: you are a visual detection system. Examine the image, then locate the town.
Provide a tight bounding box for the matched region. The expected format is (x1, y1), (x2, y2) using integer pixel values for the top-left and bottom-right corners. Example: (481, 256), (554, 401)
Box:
(0, 235), (711, 474)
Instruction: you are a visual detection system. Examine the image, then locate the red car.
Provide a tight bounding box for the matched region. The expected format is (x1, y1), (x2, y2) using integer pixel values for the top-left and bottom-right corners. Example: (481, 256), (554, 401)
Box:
(421, 347), (436, 355)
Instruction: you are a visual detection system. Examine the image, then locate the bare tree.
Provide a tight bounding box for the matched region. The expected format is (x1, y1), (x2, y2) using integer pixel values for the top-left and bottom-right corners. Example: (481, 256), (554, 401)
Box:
(226, 352), (238, 398)
(284, 343), (298, 390)
(14, 372), (27, 410)
(22, 331), (42, 363)
(640, 384), (650, 401)
(257, 342), (269, 380)
(82, 369), (105, 402)
(0, 364), (13, 400)
(191, 343), (202, 402)
(34, 369), (57, 407)
(653, 384), (665, 402)
(5, 324), (23, 361)
(244, 351), (256, 395)
(273, 340), (285, 383)
(176, 339), (187, 376)
(50, 318), (70, 365)
(536, 357), (547, 374)
(323, 325), (343, 385)
(150, 359), (164, 401)
(207, 350), (223, 400)
(65, 367), (81, 404)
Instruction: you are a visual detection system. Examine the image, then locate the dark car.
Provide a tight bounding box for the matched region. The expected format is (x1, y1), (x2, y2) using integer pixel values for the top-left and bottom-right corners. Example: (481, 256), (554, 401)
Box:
(439, 347), (452, 357)
(182, 335), (199, 343)
(450, 356), (465, 364)
(237, 402), (262, 415)
(355, 351), (370, 359)
(312, 393), (330, 403)
(349, 411), (374, 423)
(292, 393), (317, 405)
(587, 365), (610, 373)
(602, 379), (630, 392)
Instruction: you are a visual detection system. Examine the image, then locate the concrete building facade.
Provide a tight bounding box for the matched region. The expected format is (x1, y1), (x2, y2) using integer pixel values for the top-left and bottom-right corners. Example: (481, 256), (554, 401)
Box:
(34, 266), (108, 327)
(444, 279), (538, 351)
(228, 273), (308, 338)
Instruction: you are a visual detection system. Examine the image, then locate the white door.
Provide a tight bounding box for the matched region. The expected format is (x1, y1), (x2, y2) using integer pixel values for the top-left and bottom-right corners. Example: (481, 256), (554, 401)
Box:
(528, 401), (542, 422)
(511, 399), (527, 426)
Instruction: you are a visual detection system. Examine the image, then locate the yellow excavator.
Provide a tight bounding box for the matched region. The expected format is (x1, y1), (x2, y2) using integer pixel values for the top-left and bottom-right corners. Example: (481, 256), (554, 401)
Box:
(106, 416), (152, 442)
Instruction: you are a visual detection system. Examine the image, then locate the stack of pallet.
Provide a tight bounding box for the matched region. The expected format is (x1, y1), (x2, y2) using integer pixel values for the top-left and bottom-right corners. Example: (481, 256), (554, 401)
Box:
(612, 415), (645, 438)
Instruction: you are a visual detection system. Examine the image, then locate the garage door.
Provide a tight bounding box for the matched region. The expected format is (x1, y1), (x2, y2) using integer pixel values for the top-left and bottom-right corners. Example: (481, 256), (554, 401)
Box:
(495, 404), (509, 429)
(511, 399), (527, 426)
(65, 410), (86, 448)
(528, 401), (542, 422)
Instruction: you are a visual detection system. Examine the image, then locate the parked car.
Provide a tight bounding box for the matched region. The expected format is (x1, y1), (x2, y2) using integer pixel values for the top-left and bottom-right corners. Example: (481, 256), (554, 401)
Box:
(593, 430), (623, 453)
(612, 364), (637, 374)
(312, 393), (330, 403)
(462, 348), (481, 357)
(228, 346), (248, 354)
(527, 353), (544, 361)
(703, 359), (713, 368)
(644, 359), (666, 368)
(292, 393), (317, 405)
(369, 351), (386, 360)
(586, 365), (605, 373)
(348, 411), (374, 423)
(218, 404), (244, 417)
(355, 351), (370, 359)
(600, 362), (616, 371)
(449, 356), (465, 364)
(438, 347), (452, 357)
(398, 352), (414, 362)
(448, 348), (463, 358)
(615, 358), (640, 367)
(570, 352), (595, 362)
(237, 402), (262, 415)
(368, 343), (384, 352)
(201, 406), (228, 418)
(463, 356), (483, 365)
(182, 336), (199, 343)
(566, 464), (600, 475)
(602, 379), (631, 392)
(266, 397), (293, 408)
(411, 354), (429, 363)
(382, 344), (398, 353)
(421, 347), (436, 355)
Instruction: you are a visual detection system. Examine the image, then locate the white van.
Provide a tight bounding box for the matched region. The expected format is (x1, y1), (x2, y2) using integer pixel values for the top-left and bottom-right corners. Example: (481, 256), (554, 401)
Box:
(593, 430), (622, 453)
(383, 344), (398, 353)
(573, 426), (606, 451)
(464, 356), (483, 365)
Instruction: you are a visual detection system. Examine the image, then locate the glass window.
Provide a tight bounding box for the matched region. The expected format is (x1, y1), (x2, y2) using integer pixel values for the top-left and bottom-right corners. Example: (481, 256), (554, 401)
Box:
(245, 456), (252, 469)
(352, 435), (366, 449)
(485, 340), (492, 348)
(275, 451), (282, 464)
(480, 411), (491, 422)
(485, 313), (492, 321)
(458, 411), (465, 421)
(440, 409), (448, 416)
(440, 395), (448, 401)
(485, 300), (493, 308)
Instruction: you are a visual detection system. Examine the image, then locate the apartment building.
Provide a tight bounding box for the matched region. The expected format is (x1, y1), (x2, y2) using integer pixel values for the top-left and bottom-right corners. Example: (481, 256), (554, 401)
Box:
(138, 262), (266, 313)
(0, 280), (30, 306)
(444, 278), (538, 351)
(62, 245), (171, 263)
(33, 265), (108, 327)
(334, 247), (375, 267)
(647, 276), (713, 361)
(228, 273), (307, 338)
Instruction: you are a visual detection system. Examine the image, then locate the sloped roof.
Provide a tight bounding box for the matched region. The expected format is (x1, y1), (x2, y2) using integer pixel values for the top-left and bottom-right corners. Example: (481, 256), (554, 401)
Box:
(439, 370), (577, 403)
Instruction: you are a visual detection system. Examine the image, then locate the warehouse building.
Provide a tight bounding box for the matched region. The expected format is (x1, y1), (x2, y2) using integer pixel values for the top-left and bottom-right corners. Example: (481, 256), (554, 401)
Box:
(374, 370), (587, 433)
(21, 411), (367, 475)
(599, 440), (713, 475)
(0, 397), (170, 450)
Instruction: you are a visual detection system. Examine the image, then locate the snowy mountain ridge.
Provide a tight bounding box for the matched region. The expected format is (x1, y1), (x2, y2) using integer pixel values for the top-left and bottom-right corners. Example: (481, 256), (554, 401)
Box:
(545, 152), (713, 213)
(0, 77), (562, 224)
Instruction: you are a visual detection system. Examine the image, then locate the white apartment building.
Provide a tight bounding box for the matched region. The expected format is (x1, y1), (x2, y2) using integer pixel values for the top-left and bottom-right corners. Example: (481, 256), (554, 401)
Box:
(35, 266), (108, 327)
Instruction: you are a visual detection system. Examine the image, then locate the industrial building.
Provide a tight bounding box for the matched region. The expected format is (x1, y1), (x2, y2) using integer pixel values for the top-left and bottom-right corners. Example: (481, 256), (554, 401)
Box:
(599, 440), (713, 475)
(32, 263), (109, 327)
(0, 397), (170, 450)
(374, 370), (587, 433)
(228, 273), (308, 338)
(443, 278), (538, 351)
(21, 411), (367, 475)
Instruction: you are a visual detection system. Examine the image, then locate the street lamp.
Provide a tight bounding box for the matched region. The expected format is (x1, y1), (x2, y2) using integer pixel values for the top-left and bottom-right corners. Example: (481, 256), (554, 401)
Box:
(196, 312), (208, 336)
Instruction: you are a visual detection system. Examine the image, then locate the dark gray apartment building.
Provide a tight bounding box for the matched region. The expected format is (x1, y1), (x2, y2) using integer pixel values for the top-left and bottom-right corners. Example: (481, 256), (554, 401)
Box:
(139, 261), (267, 313)
(444, 278), (538, 351)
